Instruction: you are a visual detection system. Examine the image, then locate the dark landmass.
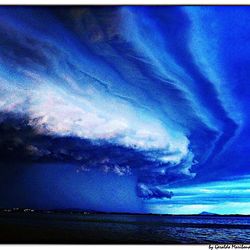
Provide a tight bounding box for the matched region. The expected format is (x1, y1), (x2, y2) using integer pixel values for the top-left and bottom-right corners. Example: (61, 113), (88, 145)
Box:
(0, 208), (248, 217)
(199, 211), (218, 216)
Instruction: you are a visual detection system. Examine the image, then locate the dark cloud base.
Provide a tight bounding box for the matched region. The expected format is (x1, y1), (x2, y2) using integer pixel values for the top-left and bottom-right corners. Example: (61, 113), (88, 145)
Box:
(0, 113), (176, 200)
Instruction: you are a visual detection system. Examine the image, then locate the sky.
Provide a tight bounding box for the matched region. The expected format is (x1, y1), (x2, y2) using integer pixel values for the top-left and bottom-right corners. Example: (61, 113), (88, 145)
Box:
(0, 6), (250, 214)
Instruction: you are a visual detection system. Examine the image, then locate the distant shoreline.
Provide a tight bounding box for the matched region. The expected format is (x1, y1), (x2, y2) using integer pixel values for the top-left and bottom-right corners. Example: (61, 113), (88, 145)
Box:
(0, 208), (249, 217)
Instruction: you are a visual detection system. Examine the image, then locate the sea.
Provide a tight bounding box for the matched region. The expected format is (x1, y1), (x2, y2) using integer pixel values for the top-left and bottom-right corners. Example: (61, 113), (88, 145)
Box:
(0, 212), (250, 243)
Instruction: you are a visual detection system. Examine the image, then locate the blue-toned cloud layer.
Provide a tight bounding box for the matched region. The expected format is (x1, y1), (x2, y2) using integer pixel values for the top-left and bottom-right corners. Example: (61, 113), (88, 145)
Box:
(147, 176), (250, 214)
(0, 6), (249, 213)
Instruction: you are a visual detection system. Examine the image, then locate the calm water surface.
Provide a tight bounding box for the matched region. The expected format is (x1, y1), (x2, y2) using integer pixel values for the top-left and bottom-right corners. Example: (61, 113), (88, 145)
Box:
(0, 213), (250, 243)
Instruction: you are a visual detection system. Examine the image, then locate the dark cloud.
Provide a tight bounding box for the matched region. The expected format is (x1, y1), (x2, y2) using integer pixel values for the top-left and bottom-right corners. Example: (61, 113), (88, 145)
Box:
(0, 112), (189, 200)
(0, 24), (54, 72)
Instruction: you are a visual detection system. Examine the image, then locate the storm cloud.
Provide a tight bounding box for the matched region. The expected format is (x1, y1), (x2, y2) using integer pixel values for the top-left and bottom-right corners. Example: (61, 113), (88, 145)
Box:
(0, 6), (250, 212)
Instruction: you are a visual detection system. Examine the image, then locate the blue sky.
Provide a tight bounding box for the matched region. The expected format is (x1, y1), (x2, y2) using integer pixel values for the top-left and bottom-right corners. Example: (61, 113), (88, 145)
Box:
(0, 6), (250, 214)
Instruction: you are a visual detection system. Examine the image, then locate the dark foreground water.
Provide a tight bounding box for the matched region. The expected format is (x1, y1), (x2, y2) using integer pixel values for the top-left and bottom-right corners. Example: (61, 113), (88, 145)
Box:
(0, 212), (250, 243)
